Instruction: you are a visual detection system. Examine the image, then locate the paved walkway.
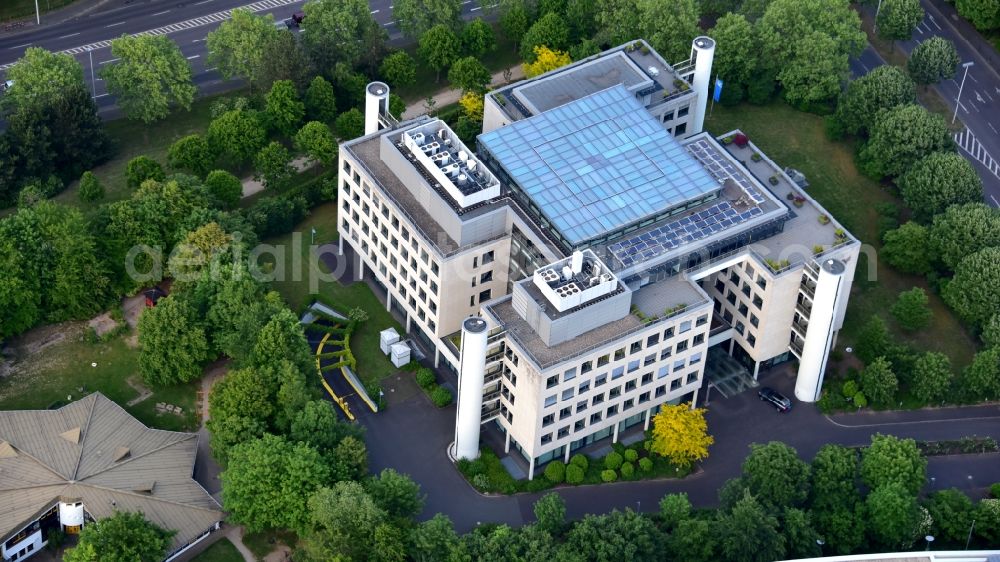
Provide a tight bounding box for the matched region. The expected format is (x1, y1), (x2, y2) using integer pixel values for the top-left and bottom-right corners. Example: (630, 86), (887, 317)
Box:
(401, 65), (525, 120)
(241, 156), (316, 199)
(361, 361), (1000, 533)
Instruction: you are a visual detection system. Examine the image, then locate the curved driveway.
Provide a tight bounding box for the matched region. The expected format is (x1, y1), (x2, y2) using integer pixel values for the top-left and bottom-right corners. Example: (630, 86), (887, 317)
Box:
(364, 366), (1000, 533)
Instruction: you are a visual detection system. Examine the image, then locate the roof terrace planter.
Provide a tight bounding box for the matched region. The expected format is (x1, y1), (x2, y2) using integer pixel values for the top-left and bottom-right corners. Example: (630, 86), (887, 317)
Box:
(733, 133), (749, 148)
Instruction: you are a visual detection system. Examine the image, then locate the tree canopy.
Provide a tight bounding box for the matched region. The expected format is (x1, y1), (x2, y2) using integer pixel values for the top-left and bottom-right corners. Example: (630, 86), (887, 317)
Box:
(882, 222), (932, 275)
(393, 0), (463, 39)
(741, 442), (811, 510)
(63, 511), (173, 562)
(859, 357), (900, 407)
(861, 434), (927, 495)
(102, 35), (196, 123)
(908, 36), (960, 86)
(649, 403), (714, 467)
(302, 0), (386, 74)
(857, 104), (953, 179)
(206, 9), (280, 89)
(928, 203), (1000, 271)
(876, 0), (924, 43)
(898, 151), (982, 221)
(137, 295), (210, 386)
(834, 65), (916, 136)
(943, 247), (1000, 329)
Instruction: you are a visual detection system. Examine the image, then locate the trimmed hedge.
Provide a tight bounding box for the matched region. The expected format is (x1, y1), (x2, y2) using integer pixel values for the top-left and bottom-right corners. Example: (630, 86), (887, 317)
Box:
(430, 385), (453, 407)
(620, 461), (635, 478)
(624, 449), (639, 463)
(416, 368), (436, 389)
(570, 454), (589, 471)
(639, 457), (653, 472)
(604, 451), (623, 470)
(601, 469), (618, 483)
(566, 464), (585, 485)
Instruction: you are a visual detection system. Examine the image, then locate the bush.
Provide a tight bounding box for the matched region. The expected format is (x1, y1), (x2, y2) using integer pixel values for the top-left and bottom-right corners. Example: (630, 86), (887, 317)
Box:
(601, 469), (618, 483)
(204, 169), (243, 209)
(566, 464), (585, 484)
(570, 454), (589, 471)
(77, 171), (104, 202)
(842, 380), (859, 399)
(544, 460), (565, 484)
(991, 483), (1000, 499)
(624, 449), (639, 463)
(639, 458), (653, 472)
(415, 368), (436, 389)
(243, 195), (309, 238)
(620, 461), (635, 478)
(430, 385), (453, 407)
(472, 473), (489, 489)
(604, 451), (623, 470)
(126, 155), (165, 188)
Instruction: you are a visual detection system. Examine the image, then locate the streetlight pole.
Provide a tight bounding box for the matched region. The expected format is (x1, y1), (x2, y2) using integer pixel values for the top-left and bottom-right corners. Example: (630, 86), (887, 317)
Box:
(87, 48), (96, 99)
(34, 0), (41, 24)
(953, 61), (975, 125)
(874, 0), (884, 34)
(965, 519), (976, 550)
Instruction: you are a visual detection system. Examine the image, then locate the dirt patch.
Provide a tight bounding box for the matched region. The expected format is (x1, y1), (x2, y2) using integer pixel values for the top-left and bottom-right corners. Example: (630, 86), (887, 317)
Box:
(122, 293), (147, 330)
(88, 313), (119, 338)
(125, 376), (152, 406)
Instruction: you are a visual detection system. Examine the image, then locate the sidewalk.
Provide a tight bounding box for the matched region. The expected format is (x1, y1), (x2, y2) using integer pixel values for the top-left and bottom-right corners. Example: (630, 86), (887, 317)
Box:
(825, 402), (1000, 428)
(401, 65), (525, 120)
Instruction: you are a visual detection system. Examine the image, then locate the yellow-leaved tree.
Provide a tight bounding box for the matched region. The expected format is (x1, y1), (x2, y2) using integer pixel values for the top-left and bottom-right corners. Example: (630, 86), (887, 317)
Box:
(459, 90), (484, 121)
(523, 46), (572, 78)
(649, 403), (714, 468)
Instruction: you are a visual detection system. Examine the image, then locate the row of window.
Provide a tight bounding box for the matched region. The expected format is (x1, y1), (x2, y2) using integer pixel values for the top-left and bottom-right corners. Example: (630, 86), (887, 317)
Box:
(539, 376), (697, 445)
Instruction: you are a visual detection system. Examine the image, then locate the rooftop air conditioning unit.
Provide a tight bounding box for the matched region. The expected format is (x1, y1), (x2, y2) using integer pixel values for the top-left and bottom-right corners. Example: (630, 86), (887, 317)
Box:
(467, 161), (477, 172)
(458, 150), (468, 162)
(457, 174), (468, 185)
(438, 128), (447, 139)
(413, 132), (425, 143)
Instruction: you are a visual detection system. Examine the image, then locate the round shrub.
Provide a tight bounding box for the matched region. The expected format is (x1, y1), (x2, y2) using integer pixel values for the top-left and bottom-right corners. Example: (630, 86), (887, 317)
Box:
(415, 368), (436, 389)
(639, 458), (653, 472)
(430, 386), (453, 407)
(544, 460), (565, 484)
(842, 380), (859, 399)
(603, 451), (623, 471)
(472, 473), (489, 490)
(624, 449), (639, 463)
(620, 461), (635, 478)
(126, 155), (165, 188)
(570, 454), (589, 471)
(643, 439), (653, 451)
(566, 464), (585, 485)
(204, 170), (243, 209)
(78, 171), (104, 202)
(601, 469), (618, 483)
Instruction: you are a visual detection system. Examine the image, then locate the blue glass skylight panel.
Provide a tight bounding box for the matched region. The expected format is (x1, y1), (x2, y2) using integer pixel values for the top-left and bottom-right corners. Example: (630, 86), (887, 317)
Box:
(479, 85), (719, 245)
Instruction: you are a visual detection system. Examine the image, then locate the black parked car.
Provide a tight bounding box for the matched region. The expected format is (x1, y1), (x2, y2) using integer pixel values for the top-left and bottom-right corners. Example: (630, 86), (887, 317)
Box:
(758, 387), (792, 412)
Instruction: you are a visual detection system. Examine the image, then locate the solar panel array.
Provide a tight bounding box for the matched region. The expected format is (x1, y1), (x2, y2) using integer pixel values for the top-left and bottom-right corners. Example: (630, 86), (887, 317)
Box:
(608, 201), (764, 268)
(685, 139), (766, 205)
(479, 85), (720, 245)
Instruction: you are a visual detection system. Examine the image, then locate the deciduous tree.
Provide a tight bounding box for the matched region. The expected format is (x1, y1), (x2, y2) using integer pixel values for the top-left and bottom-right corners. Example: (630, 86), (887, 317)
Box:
(380, 51), (418, 87)
(77, 171), (104, 202)
(637, 0), (701, 63)
(207, 366), (272, 458)
(302, 0), (386, 74)
(523, 46), (572, 77)
(908, 36), (960, 86)
(253, 141), (294, 191)
(222, 434), (330, 534)
(943, 247), (1000, 329)
(167, 134), (215, 178)
(882, 222), (932, 275)
(499, 0), (532, 49)
(304, 76), (338, 123)
(102, 35), (195, 123)
(866, 482), (920, 549)
(912, 351), (952, 404)
(659, 493), (692, 528)
(418, 24), (462, 81)
(206, 9), (280, 90)
(834, 65), (916, 136)
(649, 403), (714, 468)
(563, 510), (664, 561)
(891, 286), (933, 331)
(365, 468), (426, 521)
(783, 508), (822, 559)
(335, 108), (366, 140)
(709, 13), (758, 100)
(858, 104), (953, 179)
(877, 0), (924, 44)
(462, 18), (496, 57)
(741, 441), (811, 510)
(295, 121), (338, 166)
(137, 295), (210, 386)
(408, 514), (461, 562)
(126, 155), (166, 189)
(63, 512), (172, 562)
(519, 12), (570, 61)
(899, 151), (982, 221)
(955, 0), (1000, 31)
(925, 488), (976, 544)
(665, 518), (714, 561)
(716, 491), (786, 562)
(257, 30), (314, 91)
(961, 348), (1000, 402)
(861, 433), (927, 495)
(301, 481), (388, 560)
(393, 0), (463, 39)
(859, 357), (899, 407)
(265, 80), (306, 137)
(2, 47), (84, 113)
(532, 492), (566, 534)
(207, 109), (267, 166)
(448, 56), (492, 92)
(204, 170), (243, 209)
(809, 444), (861, 511)
(929, 203), (1000, 271)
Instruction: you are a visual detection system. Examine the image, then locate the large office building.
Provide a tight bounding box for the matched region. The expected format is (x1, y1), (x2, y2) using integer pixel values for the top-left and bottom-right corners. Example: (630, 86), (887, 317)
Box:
(338, 38), (860, 478)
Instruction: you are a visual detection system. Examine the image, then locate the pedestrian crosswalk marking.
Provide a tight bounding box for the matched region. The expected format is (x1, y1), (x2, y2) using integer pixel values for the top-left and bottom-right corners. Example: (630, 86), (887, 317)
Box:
(0, 0), (299, 71)
(955, 128), (1000, 179)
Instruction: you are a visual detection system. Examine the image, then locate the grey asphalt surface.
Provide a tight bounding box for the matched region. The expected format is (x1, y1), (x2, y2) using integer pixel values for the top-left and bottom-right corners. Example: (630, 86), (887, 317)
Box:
(362, 359), (1000, 532)
(850, 0), (1000, 207)
(0, 0), (492, 116)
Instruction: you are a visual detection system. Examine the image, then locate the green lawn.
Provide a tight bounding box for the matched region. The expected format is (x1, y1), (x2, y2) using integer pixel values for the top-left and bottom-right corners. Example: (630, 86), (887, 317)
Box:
(259, 202), (405, 391)
(50, 92), (225, 215)
(242, 530), (297, 560)
(0, 0), (75, 21)
(0, 327), (199, 431)
(190, 538), (243, 562)
(705, 102), (978, 370)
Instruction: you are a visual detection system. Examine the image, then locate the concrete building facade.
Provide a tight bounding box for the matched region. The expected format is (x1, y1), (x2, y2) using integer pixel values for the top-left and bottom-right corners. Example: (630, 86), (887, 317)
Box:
(338, 38), (860, 478)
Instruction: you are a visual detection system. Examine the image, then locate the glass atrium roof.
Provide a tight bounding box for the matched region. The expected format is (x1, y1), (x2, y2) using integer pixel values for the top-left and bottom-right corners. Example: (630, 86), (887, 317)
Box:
(479, 85), (720, 245)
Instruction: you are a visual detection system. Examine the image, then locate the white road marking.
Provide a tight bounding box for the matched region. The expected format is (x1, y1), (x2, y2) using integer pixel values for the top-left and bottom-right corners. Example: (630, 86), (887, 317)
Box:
(206, 67), (217, 71)
(955, 127), (1000, 183)
(371, 9), (379, 14)
(970, 74), (979, 83)
(95, 93), (110, 98)
(187, 54), (201, 59)
(915, 24), (924, 34)
(152, 10), (171, 16)
(0, 0), (302, 71)
(194, 0), (212, 5)
(99, 58), (119, 64)
(928, 14), (942, 30)
(8, 43), (32, 50)
(471, 5), (481, 10)
(989, 122), (998, 135)
(106, 21), (126, 27)
(990, 194), (999, 206)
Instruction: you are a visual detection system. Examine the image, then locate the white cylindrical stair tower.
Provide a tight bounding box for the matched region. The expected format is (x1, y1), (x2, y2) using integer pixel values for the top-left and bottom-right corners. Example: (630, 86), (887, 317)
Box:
(794, 259), (847, 402)
(452, 317), (489, 460)
(364, 81), (390, 136)
(689, 36), (716, 136)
